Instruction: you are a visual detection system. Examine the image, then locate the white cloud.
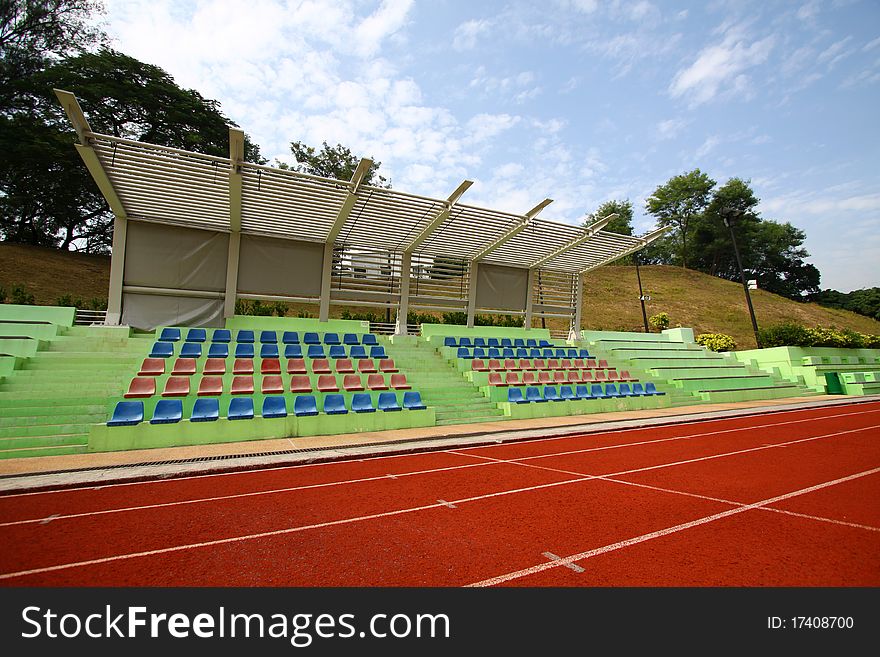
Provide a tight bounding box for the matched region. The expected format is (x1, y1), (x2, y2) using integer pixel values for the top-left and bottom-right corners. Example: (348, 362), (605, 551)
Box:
(695, 135), (721, 158)
(796, 1), (820, 21)
(452, 18), (492, 51)
(656, 118), (689, 140)
(466, 114), (521, 142)
(817, 36), (855, 69)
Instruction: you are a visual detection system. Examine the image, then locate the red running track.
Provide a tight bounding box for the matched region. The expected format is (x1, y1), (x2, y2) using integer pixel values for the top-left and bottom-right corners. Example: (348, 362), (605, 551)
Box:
(1, 401), (878, 586)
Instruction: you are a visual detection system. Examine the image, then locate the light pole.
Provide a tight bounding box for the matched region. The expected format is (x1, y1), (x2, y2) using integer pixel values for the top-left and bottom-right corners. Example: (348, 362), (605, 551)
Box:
(634, 252), (650, 333)
(722, 208), (762, 349)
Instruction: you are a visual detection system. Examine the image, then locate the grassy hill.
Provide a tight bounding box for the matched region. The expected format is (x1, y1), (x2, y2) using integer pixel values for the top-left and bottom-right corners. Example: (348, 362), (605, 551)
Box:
(2, 243), (878, 349)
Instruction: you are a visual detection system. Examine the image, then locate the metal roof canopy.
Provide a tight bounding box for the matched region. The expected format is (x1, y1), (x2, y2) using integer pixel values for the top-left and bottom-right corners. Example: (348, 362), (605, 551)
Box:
(58, 90), (667, 274)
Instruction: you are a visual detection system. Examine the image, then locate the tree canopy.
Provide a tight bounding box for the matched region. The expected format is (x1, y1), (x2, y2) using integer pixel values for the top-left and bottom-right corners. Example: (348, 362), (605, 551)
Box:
(645, 168), (715, 268)
(281, 141), (391, 188)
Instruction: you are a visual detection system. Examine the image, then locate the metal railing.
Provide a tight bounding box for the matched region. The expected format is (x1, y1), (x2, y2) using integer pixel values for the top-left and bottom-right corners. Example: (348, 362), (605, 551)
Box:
(74, 309), (108, 325)
(369, 322), (422, 335)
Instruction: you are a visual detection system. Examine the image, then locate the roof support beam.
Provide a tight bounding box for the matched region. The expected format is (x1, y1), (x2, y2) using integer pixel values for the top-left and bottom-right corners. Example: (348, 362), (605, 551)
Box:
(395, 251), (412, 335)
(470, 198), (552, 262)
(404, 180), (473, 254)
(579, 226), (671, 275)
(524, 267), (537, 329)
(529, 213), (616, 269)
(225, 128), (245, 318)
(466, 261), (478, 328)
(569, 273), (583, 342)
(327, 158), (373, 243)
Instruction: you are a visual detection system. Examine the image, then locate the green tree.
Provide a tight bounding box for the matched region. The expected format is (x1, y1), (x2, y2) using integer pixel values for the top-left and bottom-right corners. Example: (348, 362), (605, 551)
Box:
(645, 169), (715, 268)
(281, 141), (390, 187)
(588, 199), (634, 235)
(814, 287), (880, 321)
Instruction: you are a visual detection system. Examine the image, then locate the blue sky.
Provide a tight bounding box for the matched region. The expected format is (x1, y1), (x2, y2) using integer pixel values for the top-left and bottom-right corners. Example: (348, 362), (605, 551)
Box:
(101, 0), (879, 291)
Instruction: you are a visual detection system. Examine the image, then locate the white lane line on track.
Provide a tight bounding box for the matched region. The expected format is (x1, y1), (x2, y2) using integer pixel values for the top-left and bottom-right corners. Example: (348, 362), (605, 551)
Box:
(3, 403), (877, 499)
(466, 465), (880, 587)
(543, 552), (584, 573)
(437, 499), (457, 509)
(1, 424), (875, 581)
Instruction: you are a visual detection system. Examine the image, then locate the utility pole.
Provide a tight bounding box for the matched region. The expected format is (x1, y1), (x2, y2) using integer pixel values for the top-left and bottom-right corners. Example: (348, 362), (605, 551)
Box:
(722, 209), (762, 349)
(635, 252), (650, 333)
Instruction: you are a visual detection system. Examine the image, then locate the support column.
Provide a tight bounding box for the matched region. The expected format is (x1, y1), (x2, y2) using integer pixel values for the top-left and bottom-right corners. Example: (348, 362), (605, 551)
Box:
(105, 215), (127, 325)
(569, 273), (583, 341)
(319, 242), (334, 322)
(224, 231), (241, 318)
(396, 251), (412, 335)
(466, 261), (478, 328)
(524, 267), (536, 330)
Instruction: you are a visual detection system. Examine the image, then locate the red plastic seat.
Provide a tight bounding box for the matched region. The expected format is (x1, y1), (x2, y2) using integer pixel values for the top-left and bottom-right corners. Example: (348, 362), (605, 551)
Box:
(379, 359), (398, 373)
(317, 374), (339, 392)
(125, 377), (156, 398)
(560, 359), (573, 370)
(171, 358), (197, 376)
(311, 358), (332, 374)
(607, 370), (620, 381)
(581, 370), (594, 382)
(547, 359), (560, 370)
(343, 374), (364, 391)
(204, 358), (226, 374)
(261, 358), (281, 374)
(488, 372), (505, 386)
(198, 376), (224, 396)
(233, 358), (254, 374)
(595, 370), (607, 382)
(358, 359), (378, 374)
(261, 375), (284, 394)
(335, 358), (355, 374)
(537, 371), (552, 384)
(553, 371), (566, 383)
(573, 358), (585, 369)
(367, 374), (388, 390)
(290, 375), (312, 393)
(390, 373), (411, 389)
(138, 358), (165, 376)
(162, 376), (190, 397)
(505, 371), (523, 386)
(566, 370), (581, 383)
(534, 359), (548, 370)
(585, 359), (597, 369)
(488, 359), (502, 371)
(503, 359), (518, 370)
(619, 370), (633, 381)
(472, 359), (488, 372)
(522, 371), (537, 385)
(287, 358), (307, 374)
(519, 358), (534, 370)
(598, 359), (609, 369)
(230, 376), (254, 395)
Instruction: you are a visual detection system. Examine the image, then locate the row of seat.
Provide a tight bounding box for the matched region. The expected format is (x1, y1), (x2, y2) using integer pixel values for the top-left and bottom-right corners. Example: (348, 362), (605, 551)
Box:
(456, 347), (590, 360)
(125, 373), (413, 398)
(139, 357), (399, 376)
(488, 370), (636, 386)
(472, 358), (610, 372)
(508, 383), (664, 403)
(109, 391), (427, 426)
(443, 337), (556, 348)
(149, 343), (387, 360)
(159, 328), (379, 346)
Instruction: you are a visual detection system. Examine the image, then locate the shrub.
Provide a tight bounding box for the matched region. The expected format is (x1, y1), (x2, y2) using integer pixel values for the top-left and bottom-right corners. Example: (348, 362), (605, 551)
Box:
(758, 322), (880, 349)
(10, 284), (35, 305)
(863, 333), (880, 349)
(758, 322), (812, 348)
(270, 302), (287, 317)
(696, 333), (737, 352)
(648, 312), (669, 331)
(0, 286), (7, 303)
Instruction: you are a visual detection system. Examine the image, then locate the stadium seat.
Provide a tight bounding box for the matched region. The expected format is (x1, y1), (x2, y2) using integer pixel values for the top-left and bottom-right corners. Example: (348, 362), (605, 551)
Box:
(472, 359), (488, 372)
(403, 391), (426, 410)
(547, 359), (560, 370)
(513, 348), (526, 359)
(186, 328), (206, 343)
(504, 358), (518, 370)
(234, 343), (254, 358)
(234, 358), (254, 374)
(260, 344), (279, 359)
(501, 348), (515, 359)
(526, 339), (537, 348)
(505, 372), (522, 386)
(534, 359), (548, 370)
(370, 346), (387, 359)
(539, 340), (552, 348)
(261, 358), (281, 374)
(457, 347), (472, 360)
(487, 348), (501, 360)
(212, 329), (231, 343)
(598, 359), (609, 369)
(351, 393), (375, 413)
(607, 370), (620, 381)
(529, 348), (541, 359)
(377, 359), (396, 373)
(560, 359), (573, 370)
(261, 375), (284, 394)
(525, 386), (546, 403)
(631, 383), (646, 396)
(317, 375), (339, 392)
(282, 331), (299, 344)
(108, 401), (144, 426)
(507, 388), (527, 404)
(303, 332), (320, 345)
(604, 384), (621, 398)
(350, 345), (368, 359)
(191, 398), (220, 422)
(311, 358), (332, 374)
(488, 372), (505, 387)
(618, 383), (634, 397)
(262, 396), (287, 418)
(358, 359), (377, 374)
(501, 338), (513, 348)
(575, 385), (592, 400)
(443, 337), (457, 347)
(590, 384), (610, 399)
(172, 358), (197, 376)
(336, 358), (355, 374)
(644, 382), (665, 396)
(236, 330), (254, 343)
(513, 338), (525, 348)
(519, 358), (533, 370)
(542, 349), (554, 359)
(343, 374), (364, 391)
(581, 371), (594, 382)
(488, 359), (502, 371)
(566, 371), (581, 383)
(208, 343), (229, 358)
(553, 371), (566, 384)
(162, 376), (190, 397)
(284, 344), (303, 359)
(290, 375), (312, 393)
(324, 394), (347, 415)
(138, 358), (165, 376)
(579, 349), (590, 358)
(595, 370), (607, 382)
(125, 377), (155, 398)
(554, 349), (566, 359)
(151, 399), (183, 424)
(474, 338), (487, 348)
(487, 338), (499, 348)
(585, 359), (597, 369)
(149, 342), (174, 358)
(286, 358), (307, 374)
(260, 330), (277, 344)
(460, 337), (472, 348)
(522, 371), (537, 386)
(537, 371), (552, 385)
(323, 333), (341, 345)
(378, 392), (401, 411)
(228, 397), (254, 420)
(472, 347), (486, 360)
(343, 333), (360, 345)
(573, 359), (585, 369)
(159, 328), (180, 342)
(544, 386), (561, 402)
(293, 395), (319, 417)
(198, 376), (224, 396)
(560, 385), (576, 401)
(566, 349), (578, 359)
(619, 370), (633, 381)
(307, 345), (326, 359)
(328, 345), (347, 359)
(367, 374), (388, 390)
(362, 334), (378, 346)
(230, 376), (253, 395)
(180, 343), (202, 358)
(390, 374), (411, 390)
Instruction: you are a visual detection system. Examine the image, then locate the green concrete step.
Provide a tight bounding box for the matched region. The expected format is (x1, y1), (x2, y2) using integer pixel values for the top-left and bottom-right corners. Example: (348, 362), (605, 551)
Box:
(0, 442), (90, 459)
(624, 357), (727, 368)
(0, 422), (94, 439)
(0, 403), (105, 418)
(0, 412), (104, 428)
(649, 366), (752, 378)
(698, 386), (806, 403)
(672, 376), (783, 392)
(0, 395), (114, 408)
(436, 416), (507, 426)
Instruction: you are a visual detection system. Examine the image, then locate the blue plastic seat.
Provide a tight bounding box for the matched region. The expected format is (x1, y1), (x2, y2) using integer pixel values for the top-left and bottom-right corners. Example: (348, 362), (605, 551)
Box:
(457, 347), (472, 360)
(323, 394), (347, 415)
(502, 348), (515, 358)
(303, 332), (320, 345)
(555, 348), (566, 358)
(282, 331), (300, 344)
(323, 333), (341, 345)
(369, 346), (386, 359)
(472, 347), (485, 360)
(529, 348), (541, 358)
(444, 337), (457, 347)
(362, 334), (378, 346)
(526, 339), (537, 348)
(260, 344), (279, 358)
(378, 392), (402, 411)
(284, 344), (303, 359)
(544, 386), (561, 402)
(351, 393), (375, 413)
(191, 398), (220, 422)
(236, 330), (254, 343)
(566, 348), (578, 358)
(149, 342), (174, 358)
(180, 343), (202, 358)
(459, 337), (472, 348)
(539, 340), (552, 348)
(403, 391), (426, 410)
(507, 388), (527, 404)
(515, 348), (528, 358)
(591, 383), (609, 399)
(186, 328), (206, 343)
(343, 333), (360, 345)
(542, 348), (554, 359)
(525, 386), (546, 403)
(108, 401), (144, 426)
(513, 338), (525, 348)
(151, 399), (183, 424)
(159, 328), (180, 342)
(328, 345), (347, 359)
(473, 337), (486, 348)
(560, 385), (576, 401)
(307, 345), (326, 359)
(618, 383), (633, 397)
(605, 383), (621, 398)
(228, 397), (254, 420)
(500, 338), (513, 348)
(262, 396), (287, 418)
(293, 395), (319, 417)
(208, 343), (229, 358)
(260, 330), (277, 344)
(235, 343), (254, 358)
(212, 329), (231, 343)
(579, 349), (590, 358)
(350, 345), (368, 359)
(645, 382), (665, 396)
(487, 338), (500, 348)
(575, 385), (592, 400)
(631, 383), (646, 396)
(487, 347), (501, 359)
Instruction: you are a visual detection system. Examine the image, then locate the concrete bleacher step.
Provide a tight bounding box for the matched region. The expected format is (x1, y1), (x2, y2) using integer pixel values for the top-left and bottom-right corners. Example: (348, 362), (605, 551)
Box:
(0, 422), (95, 440)
(0, 403), (106, 418)
(0, 412), (105, 428)
(0, 442), (90, 459)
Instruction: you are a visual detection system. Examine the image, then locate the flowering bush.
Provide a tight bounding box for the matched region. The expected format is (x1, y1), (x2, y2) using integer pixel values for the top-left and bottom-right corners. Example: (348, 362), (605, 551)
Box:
(648, 312), (669, 331)
(696, 333), (737, 352)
